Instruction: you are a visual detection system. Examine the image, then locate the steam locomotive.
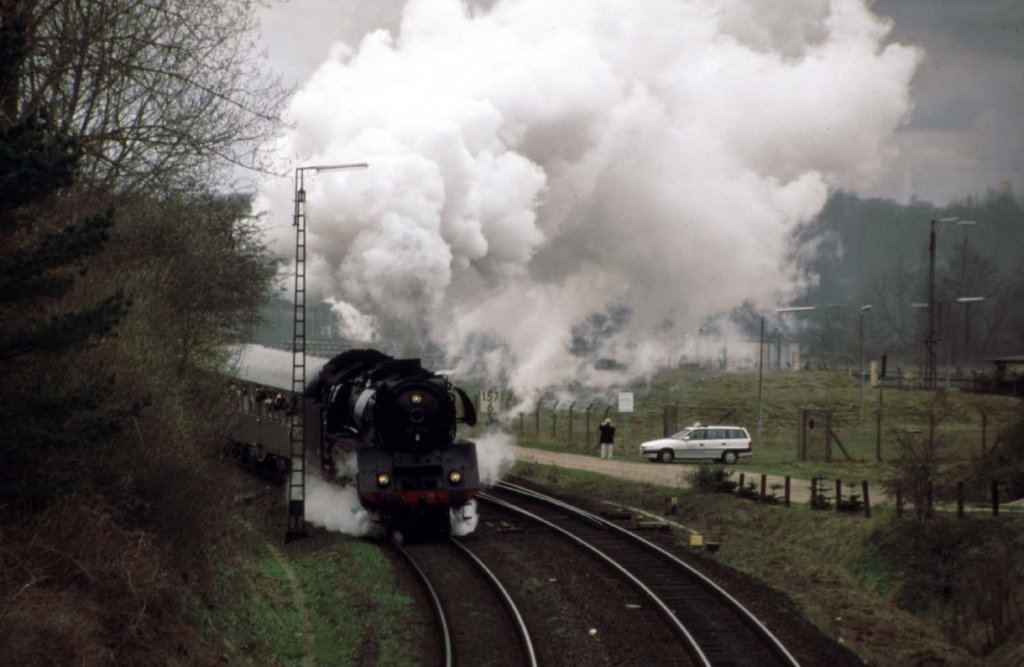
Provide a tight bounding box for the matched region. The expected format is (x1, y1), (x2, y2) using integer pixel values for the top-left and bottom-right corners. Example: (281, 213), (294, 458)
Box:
(227, 346), (480, 534)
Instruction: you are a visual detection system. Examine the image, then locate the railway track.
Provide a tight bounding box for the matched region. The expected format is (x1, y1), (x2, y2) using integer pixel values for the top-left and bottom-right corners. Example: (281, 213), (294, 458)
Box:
(393, 537), (538, 667)
(480, 481), (801, 667)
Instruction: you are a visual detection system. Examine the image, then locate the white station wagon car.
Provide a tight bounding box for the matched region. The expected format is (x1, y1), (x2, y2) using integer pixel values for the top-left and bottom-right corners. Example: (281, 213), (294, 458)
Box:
(639, 425), (753, 464)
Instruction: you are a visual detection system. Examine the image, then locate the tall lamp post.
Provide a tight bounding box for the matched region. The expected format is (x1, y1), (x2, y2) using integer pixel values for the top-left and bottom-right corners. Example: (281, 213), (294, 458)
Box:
(286, 162), (368, 543)
(925, 217), (975, 388)
(756, 306), (816, 443)
(956, 296), (985, 373)
(756, 316), (765, 442)
(858, 304), (873, 423)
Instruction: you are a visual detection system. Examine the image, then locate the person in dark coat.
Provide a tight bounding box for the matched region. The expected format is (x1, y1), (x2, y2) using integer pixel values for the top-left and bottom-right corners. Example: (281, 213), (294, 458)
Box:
(598, 418), (616, 459)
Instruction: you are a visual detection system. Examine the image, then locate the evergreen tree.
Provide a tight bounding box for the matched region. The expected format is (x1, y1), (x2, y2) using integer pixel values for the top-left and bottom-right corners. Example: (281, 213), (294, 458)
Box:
(0, 16), (131, 504)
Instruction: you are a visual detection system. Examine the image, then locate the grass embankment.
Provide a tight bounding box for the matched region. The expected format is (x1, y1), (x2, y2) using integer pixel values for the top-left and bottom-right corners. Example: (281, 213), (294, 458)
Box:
(510, 460), (1023, 667)
(502, 367), (1022, 488)
(197, 503), (423, 666)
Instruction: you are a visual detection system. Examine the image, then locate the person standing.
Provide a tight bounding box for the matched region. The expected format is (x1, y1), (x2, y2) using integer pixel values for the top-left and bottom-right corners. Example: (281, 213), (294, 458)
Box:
(598, 418), (616, 459)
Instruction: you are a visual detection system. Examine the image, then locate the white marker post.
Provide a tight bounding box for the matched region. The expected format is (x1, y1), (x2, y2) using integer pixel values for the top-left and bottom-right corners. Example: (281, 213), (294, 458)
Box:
(479, 389), (502, 427)
(618, 391), (634, 455)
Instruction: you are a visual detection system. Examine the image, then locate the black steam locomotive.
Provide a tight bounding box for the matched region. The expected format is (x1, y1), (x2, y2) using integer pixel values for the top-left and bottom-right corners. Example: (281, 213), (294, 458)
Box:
(310, 349), (479, 526)
(227, 347), (480, 534)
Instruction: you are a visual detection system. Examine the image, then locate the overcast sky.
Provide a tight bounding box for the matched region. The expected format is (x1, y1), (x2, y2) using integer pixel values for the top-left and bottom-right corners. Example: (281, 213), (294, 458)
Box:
(247, 0), (1024, 397)
(868, 0), (1023, 203)
(256, 0), (1023, 206)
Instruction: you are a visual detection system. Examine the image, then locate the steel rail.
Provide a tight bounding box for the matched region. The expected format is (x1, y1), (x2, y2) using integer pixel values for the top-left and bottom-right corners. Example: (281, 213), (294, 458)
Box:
(495, 480), (801, 667)
(391, 541), (452, 667)
(479, 491), (713, 667)
(449, 538), (539, 667)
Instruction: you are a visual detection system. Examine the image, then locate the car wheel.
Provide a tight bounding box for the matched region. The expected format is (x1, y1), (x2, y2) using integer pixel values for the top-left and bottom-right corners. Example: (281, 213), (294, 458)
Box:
(658, 449), (674, 463)
(722, 451), (738, 464)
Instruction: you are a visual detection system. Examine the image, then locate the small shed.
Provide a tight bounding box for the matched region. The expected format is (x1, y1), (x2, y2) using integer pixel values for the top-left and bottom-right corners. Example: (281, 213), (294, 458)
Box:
(976, 355), (1024, 396)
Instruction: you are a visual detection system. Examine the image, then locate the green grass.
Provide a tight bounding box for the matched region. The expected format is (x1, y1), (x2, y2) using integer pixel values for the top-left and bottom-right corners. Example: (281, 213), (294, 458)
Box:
(199, 528), (306, 666)
(290, 537), (421, 667)
(489, 367), (1022, 488)
(199, 521), (422, 666)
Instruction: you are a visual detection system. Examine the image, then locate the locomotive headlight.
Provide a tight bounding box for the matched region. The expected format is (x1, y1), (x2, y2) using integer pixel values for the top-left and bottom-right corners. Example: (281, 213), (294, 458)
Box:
(448, 470), (463, 486)
(376, 472), (392, 488)
(410, 393), (423, 405)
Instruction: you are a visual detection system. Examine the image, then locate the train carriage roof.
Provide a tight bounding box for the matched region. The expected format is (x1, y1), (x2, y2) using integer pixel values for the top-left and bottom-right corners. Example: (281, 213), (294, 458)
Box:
(228, 344), (330, 391)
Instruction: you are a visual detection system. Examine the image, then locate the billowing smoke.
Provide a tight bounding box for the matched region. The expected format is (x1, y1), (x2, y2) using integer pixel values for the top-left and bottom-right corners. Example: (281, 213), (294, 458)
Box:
(450, 500), (479, 537)
(256, 0), (920, 400)
(305, 471), (374, 536)
(475, 429), (517, 484)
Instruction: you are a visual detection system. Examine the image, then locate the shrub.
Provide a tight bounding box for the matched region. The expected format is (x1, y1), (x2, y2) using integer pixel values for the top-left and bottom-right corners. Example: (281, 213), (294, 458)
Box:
(686, 463), (737, 494)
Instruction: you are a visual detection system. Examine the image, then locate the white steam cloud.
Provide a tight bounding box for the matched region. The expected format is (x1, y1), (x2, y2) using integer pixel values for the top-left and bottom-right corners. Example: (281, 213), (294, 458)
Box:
(305, 460), (373, 536)
(257, 0), (920, 399)
(475, 429), (517, 484)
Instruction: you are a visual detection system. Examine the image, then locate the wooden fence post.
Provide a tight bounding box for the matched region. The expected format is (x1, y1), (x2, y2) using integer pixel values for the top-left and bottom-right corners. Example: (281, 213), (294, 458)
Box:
(982, 412), (988, 456)
(875, 390), (884, 462)
(825, 412), (833, 463)
(835, 478), (842, 512)
(760, 474), (767, 499)
(784, 476), (791, 508)
(739, 473), (745, 491)
(992, 480), (999, 517)
(862, 480), (871, 518)
(798, 409), (806, 461)
(811, 477), (817, 507)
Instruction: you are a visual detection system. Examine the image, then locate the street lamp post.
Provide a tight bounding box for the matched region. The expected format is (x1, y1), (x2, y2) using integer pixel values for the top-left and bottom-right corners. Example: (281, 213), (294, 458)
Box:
(756, 306), (815, 443)
(286, 162), (368, 543)
(925, 217), (975, 389)
(956, 296), (985, 373)
(858, 304), (873, 423)
(756, 316), (765, 442)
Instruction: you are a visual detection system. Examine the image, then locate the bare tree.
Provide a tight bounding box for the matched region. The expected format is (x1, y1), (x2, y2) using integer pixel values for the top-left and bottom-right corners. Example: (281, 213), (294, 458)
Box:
(869, 256), (920, 354)
(2, 0), (288, 192)
(887, 419), (940, 522)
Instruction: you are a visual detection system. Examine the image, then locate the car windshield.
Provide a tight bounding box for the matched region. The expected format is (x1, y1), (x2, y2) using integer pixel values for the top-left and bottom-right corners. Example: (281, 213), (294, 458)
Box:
(669, 428), (693, 440)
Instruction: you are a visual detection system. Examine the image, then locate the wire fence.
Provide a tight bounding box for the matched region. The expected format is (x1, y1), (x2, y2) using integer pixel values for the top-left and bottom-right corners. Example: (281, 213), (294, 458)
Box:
(504, 395), (1020, 463)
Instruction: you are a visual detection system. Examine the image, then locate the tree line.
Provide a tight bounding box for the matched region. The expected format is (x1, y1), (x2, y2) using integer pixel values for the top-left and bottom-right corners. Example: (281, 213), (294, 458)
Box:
(781, 188), (1024, 370)
(1, 1), (284, 663)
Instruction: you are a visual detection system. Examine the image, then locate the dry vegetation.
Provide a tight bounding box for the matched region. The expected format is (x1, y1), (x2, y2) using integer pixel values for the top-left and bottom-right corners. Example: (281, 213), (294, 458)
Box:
(1, 2), (284, 664)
